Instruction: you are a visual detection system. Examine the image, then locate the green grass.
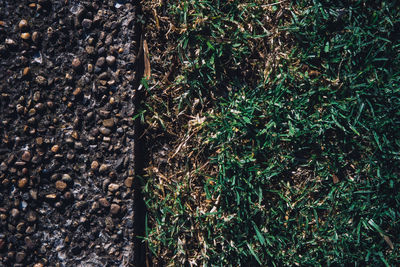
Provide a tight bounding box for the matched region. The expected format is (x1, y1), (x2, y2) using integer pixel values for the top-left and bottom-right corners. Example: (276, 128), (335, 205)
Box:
(142, 0), (400, 265)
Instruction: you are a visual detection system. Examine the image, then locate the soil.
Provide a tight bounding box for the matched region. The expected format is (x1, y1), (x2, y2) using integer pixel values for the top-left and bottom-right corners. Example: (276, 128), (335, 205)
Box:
(0, 0), (140, 266)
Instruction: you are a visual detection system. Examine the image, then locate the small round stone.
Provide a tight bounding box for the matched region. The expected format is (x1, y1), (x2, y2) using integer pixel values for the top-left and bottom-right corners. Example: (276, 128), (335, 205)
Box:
(23, 67), (30, 77)
(99, 127), (111, 135)
(110, 204), (120, 215)
(27, 211), (37, 222)
(56, 180), (67, 191)
(103, 118), (114, 128)
(106, 55), (116, 66)
(124, 177), (133, 188)
(96, 57), (105, 67)
(71, 131), (79, 139)
(18, 19), (29, 30)
(11, 208), (20, 218)
(35, 75), (47, 85)
(82, 18), (92, 29)
(18, 178), (28, 189)
(15, 252), (26, 263)
(21, 151), (31, 162)
(62, 174), (72, 182)
(5, 38), (16, 46)
(72, 58), (81, 69)
(85, 46), (95, 55)
(32, 31), (39, 43)
(51, 144), (60, 153)
(99, 164), (110, 173)
(87, 63), (93, 72)
(91, 161), (99, 170)
(108, 183), (120, 192)
(21, 32), (31, 40)
(99, 198), (110, 208)
(36, 137), (43, 145)
(33, 91), (40, 102)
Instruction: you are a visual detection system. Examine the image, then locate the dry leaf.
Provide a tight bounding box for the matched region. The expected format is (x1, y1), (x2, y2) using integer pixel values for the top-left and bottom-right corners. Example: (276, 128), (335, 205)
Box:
(383, 235), (394, 250)
(153, 8), (160, 30)
(143, 39), (151, 79)
(332, 173), (339, 184)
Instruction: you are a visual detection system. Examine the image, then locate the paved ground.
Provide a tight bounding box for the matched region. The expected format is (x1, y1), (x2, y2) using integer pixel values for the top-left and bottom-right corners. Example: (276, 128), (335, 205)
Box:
(0, 1), (140, 266)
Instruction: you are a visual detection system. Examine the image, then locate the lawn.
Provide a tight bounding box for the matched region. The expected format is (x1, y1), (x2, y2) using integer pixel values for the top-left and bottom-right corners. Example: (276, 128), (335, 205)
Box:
(140, 0), (400, 265)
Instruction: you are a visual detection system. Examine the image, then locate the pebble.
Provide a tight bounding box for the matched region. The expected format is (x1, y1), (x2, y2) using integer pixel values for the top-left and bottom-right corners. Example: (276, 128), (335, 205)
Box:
(31, 31), (39, 43)
(35, 76), (47, 86)
(110, 204), (120, 215)
(72, 87), (81, 96)
(47, 101), (54, 109)
(85, 46), (95, 55)
(18, 178), (28, 189)
(28, 108), (36, 116)
(124, 177), (133, 188)
(33, 264), (44, 267)
(17, 222), (25, 232)
(103, 118), (114, 128)
(99, 198), (110, 208)
(18, 19), (29, 30)
(45, 194), (57, 200)
(51, 145), (60, 153)
(21, 32), (31, 40)
(30, 190), (38, 200)
(36, 137), (43, 145)
(27, 211), (37, 222)
(21, 151), (31, 162)
(99, 126), (111, 135)
(71, 131), (79, 139)
(15, 252), (26, 263)
(62, 174), (72, 182)
(72, 58), (81, 69)
(11, 208), (20, 218)
(33, 91), (40, 101)
(82, 18), (92, 29)
(96, 57), (105, 67)
(5, 38), (16, 47)
(108, 183), (119, 192)
(91, 161), (99, 170)
(106, 55), (116, 66)
(25, 236), (35, 249)
(99, 164), (109, 173)
(23, 67), (30, 77)
(56, 180), (67, 191)
(98, 72), (108, 80)
(98, 46), (105, 55)
(87, 63), (93, 72)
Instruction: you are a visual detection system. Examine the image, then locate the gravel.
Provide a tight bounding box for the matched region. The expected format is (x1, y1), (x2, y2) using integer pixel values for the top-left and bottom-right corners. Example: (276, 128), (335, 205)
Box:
(0, 0), (139, 265)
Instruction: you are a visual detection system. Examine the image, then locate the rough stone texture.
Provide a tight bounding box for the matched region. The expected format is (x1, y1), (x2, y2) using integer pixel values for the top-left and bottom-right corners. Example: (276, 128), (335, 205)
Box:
(0, 0), (139, 266)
